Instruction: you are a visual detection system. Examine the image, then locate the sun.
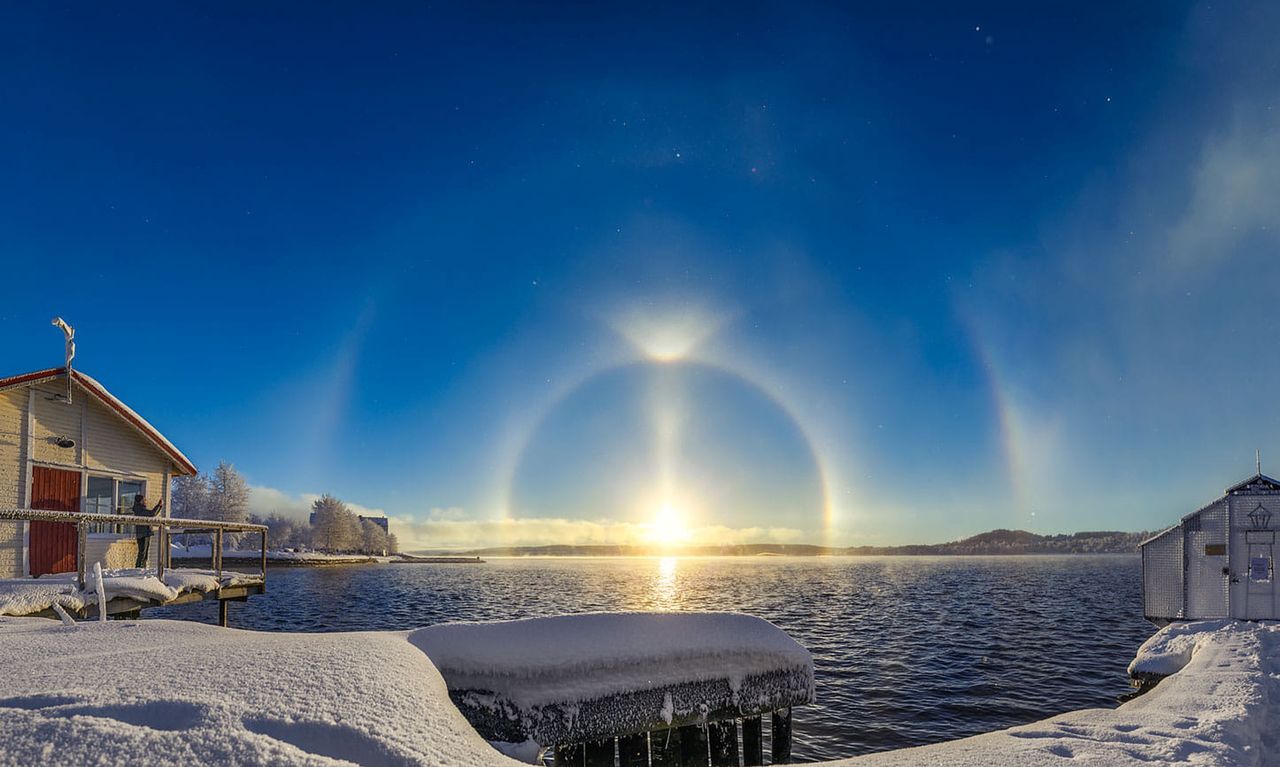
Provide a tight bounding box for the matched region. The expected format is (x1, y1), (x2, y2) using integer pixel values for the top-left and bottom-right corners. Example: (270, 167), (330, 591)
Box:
(646, 502), (691, 547)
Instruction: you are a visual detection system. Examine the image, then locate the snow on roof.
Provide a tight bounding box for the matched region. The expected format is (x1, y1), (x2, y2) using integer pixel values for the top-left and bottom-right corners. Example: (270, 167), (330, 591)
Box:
(0, 368), (196, 476)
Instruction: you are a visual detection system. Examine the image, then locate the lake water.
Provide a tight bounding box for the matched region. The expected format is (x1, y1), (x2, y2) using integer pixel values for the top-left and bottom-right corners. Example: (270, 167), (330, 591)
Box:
(150, 555), (1154, 761)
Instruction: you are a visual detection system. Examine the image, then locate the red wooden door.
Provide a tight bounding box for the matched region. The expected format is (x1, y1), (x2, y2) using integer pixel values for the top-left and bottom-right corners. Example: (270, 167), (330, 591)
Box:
(29, 466), (80, 576)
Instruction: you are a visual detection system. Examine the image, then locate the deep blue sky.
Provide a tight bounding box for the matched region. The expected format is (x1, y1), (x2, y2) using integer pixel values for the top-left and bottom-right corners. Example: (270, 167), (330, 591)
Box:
(3, 3), (1278, 548)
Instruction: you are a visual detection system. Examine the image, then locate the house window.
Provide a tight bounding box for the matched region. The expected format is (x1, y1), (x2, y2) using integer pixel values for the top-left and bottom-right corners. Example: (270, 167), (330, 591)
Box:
(118, 480), (145, 515)
(85, 476), (114, 515)
(85, 476), (147, 535)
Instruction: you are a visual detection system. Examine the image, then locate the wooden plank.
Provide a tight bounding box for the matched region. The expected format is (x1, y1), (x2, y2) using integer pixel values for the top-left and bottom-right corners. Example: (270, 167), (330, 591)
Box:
(770, 709), (791, 765)
(618, 732), (648, 767)
(741, 717), (763, 767)
(678, 724), (708, 767)
(556, 742), (584, 767)
(708, 720), (737, 767)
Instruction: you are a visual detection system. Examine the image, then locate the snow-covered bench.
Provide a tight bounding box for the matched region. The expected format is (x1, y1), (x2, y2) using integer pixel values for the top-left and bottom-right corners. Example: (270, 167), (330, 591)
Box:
(409, 612), (814, 766)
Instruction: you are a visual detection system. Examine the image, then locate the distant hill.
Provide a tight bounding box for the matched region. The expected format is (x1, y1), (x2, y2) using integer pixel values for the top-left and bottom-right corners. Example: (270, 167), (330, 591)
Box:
(842, 529), (1150, 556)
(425, 529), (1150, 558)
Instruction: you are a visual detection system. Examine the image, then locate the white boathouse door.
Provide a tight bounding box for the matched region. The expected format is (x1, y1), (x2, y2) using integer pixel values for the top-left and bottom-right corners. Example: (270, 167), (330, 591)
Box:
(1234, 501), (1277, 619)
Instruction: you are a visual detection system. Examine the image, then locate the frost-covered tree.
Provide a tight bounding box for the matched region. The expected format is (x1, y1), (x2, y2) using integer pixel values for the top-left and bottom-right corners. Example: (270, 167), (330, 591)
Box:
(311, 494), (359, 552)
(206, 461), (249, 546)
(360, 518), (389, 555)
(243, 512), (306, 551)
(387, 532), (400, 555)
(170, 474), (209, 520)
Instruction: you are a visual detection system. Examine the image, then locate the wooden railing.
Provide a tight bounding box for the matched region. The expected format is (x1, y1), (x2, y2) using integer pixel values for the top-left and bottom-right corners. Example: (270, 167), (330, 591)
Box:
(0, 508), (267, 588)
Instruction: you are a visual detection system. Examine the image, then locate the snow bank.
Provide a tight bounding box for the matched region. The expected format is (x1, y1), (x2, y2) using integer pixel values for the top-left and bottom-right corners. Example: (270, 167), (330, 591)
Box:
(0, 618), (509, 767)
(0, 616), (1273, 766)
(172, 543), (388, 564)
(1127, 618), (1237, 677)
(409, 612), (814, 745)
(0, 568), (262, 617)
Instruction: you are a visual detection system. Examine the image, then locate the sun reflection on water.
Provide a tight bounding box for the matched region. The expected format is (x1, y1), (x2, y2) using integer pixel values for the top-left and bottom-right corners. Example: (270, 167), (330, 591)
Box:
(652, 556), (680, 608)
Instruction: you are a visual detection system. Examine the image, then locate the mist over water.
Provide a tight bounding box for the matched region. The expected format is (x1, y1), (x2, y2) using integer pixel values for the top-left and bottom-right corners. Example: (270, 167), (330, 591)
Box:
(152, 556), (1152, 761)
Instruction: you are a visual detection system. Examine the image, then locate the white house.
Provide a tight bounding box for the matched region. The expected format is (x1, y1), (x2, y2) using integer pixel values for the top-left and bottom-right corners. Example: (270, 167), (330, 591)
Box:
(0, 367), (197, 578)
(1141, 468), (1279, 623)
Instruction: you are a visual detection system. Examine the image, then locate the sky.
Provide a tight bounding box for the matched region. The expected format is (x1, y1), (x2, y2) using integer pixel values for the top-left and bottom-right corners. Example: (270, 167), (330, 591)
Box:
(2, 2), (1279, 550)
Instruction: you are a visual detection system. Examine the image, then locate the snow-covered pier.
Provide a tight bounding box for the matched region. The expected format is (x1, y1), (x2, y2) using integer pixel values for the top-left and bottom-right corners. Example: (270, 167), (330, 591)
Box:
(411, 613), (814, 766)
(0, 509), (267, 625)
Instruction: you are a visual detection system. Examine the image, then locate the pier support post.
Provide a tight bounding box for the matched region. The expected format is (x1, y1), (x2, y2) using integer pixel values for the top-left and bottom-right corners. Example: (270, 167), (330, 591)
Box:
(741, 717), (763, 767)
(555, 743), (584, 767)
(651, 728), (680, 767)
(218, 599), (228, 628)
(584, 738), (614, 767)
(708, 720), (738, 767)
(678, 724), (708, 767)
(770, 708), (791, 765)
(618, 733), (648, 767)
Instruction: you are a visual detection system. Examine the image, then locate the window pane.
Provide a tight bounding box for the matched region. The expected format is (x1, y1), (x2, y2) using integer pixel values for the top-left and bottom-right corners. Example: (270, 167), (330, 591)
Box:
(85, 476), (113, 515)
(118, 481), (145, 514)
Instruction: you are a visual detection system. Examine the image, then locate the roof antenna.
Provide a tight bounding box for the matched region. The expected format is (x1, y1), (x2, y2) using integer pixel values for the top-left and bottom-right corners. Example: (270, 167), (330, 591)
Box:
(50, 317), (75, 405)
(1257, 448), (1262, 476)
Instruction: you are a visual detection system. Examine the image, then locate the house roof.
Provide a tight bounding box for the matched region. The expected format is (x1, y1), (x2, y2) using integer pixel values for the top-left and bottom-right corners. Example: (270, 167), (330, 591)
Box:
(0, 368), (197, 477)
(1225, 473), (1280, 494)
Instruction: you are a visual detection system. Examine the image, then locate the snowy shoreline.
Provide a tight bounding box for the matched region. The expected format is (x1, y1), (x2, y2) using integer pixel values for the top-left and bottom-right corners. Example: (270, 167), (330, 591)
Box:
(0, 616), (1272, 766)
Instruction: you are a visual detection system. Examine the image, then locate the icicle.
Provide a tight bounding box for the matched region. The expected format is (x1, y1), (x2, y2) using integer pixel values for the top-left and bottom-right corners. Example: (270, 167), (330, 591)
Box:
(93, 561), (107, 622)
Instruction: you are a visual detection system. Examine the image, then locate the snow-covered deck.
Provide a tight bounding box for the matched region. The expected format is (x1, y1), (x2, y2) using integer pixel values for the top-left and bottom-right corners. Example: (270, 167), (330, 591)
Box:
(0, 567), (264, 620)
(0, 617), (1273, 766)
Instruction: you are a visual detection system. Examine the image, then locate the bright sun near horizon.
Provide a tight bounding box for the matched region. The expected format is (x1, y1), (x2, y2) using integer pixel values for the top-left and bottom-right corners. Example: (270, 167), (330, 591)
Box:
(646, 502), (692, 547)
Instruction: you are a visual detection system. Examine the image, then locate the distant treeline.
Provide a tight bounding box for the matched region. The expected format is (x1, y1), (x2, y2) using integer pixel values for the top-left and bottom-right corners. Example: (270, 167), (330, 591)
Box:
(171, 462), (398, 555)
(448, 529), (1150, 558)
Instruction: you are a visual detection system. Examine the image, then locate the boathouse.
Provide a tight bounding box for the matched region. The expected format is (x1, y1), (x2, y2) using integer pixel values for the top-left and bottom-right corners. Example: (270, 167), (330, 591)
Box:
(1140, 468), (1280, 623)
(0, 367), (197, 578)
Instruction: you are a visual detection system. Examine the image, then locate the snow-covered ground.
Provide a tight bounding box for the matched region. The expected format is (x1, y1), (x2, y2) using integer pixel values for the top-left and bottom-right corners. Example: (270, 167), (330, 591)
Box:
(0, 568), (261, 617)
(172, 543), (396, 564)
(0, 616), (1272, 766)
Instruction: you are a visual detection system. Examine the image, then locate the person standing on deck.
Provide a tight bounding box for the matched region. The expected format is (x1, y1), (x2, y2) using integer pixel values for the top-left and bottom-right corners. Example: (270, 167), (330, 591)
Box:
(132, 495), (163, 569)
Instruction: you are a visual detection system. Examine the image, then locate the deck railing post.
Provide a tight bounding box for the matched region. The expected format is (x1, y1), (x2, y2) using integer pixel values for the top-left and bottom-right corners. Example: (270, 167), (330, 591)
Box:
(157, 520), (166, 580)
(214, 528), (223, 580)
(260, 528), (267, 581)
(76, 520), (86, 590)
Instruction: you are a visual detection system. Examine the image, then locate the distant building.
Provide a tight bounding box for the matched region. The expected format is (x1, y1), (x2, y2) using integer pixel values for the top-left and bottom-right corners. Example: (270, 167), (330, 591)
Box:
(0, 368), (198, 577)
(1141, 469), (1279, 623)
